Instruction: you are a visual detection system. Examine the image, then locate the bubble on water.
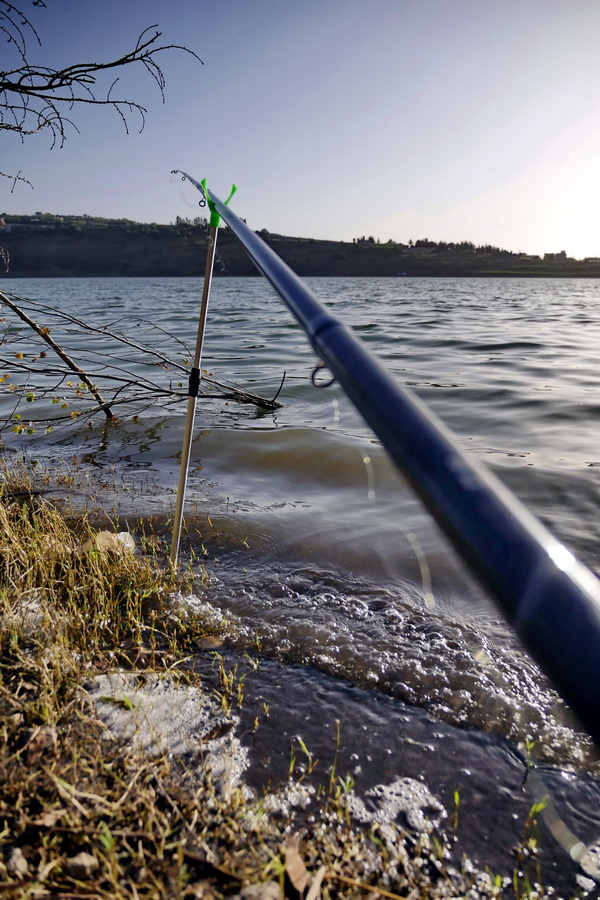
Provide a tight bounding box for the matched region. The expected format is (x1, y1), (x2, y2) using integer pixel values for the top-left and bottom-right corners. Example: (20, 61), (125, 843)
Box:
(178, 563), (599, 772)
(263, 781), (316, 817)
(344, 776), (447, 835)
(331, 397), (341, 425)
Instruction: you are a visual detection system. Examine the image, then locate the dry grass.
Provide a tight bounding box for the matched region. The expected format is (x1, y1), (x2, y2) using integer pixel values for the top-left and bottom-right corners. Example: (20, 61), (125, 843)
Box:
(0, 456), (558, 898)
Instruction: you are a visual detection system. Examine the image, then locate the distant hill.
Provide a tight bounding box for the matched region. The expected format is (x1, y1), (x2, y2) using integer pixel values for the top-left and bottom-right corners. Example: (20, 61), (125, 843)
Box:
(1, 213), (600, 278)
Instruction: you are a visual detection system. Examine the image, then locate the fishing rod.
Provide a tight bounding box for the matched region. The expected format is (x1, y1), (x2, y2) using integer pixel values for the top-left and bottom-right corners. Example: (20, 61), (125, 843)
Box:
(172, 172), (600, 748)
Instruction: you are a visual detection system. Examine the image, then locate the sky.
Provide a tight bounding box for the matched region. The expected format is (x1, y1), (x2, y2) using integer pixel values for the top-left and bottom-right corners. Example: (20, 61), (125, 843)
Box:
(2, 0), (600, 258)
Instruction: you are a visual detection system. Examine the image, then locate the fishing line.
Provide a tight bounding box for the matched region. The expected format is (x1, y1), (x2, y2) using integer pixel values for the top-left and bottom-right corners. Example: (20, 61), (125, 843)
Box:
(527, 769), (600, 886)
(323, 386), (434, 605)
(361, 453), (376, 502)
(178, 183), (206, 210)
(404, 530), (435, 610)
(357, 452), (437, 609)
(173, 176), (230, 275)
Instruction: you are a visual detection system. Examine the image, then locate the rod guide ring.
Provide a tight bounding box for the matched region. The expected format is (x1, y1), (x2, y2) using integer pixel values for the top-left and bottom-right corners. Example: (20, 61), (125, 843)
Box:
(311, 361), (336, 388)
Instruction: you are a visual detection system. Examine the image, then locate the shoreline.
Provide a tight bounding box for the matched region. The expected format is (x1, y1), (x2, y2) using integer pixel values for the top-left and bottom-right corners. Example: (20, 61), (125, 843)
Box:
(4, 272), (600, 280)
(0, 454), (598, 897)
(3, 225), (600, 280)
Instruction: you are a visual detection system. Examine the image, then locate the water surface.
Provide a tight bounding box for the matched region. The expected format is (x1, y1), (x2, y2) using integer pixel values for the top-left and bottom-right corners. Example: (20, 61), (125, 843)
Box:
(3, 275), (600, 885)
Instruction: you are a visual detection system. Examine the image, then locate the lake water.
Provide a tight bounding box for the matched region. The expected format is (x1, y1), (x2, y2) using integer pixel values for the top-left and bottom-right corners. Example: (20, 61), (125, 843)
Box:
(2, 275), (600, 887)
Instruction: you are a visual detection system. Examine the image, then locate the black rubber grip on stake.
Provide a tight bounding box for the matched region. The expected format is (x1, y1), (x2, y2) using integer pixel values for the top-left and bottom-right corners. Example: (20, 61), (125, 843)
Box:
(189, 367), (201, 398)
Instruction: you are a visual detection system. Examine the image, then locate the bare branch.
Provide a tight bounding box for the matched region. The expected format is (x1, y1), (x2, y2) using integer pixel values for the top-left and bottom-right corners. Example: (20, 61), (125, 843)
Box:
(0, 291), (282, 436)
(0, 291), (114, 418)
(0, 168), (33, 191)
(0, 3), (41, 65)
(0, 3), (203, 172)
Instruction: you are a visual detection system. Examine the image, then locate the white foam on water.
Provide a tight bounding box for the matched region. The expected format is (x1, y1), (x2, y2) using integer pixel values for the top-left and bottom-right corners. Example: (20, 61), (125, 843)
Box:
(87, 671), (248, 795)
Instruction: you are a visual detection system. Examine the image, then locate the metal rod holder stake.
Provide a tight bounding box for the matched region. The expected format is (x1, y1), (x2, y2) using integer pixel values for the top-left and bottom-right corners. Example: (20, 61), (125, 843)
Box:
(170, 225), (219, 568)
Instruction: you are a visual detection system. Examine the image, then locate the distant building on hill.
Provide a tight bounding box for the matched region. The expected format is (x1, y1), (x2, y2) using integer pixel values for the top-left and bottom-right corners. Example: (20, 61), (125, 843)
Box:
(404, 246), (436, 255)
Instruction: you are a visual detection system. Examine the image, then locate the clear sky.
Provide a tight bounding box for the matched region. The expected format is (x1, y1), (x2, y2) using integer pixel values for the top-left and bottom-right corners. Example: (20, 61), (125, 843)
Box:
(3, 0), (600, 258)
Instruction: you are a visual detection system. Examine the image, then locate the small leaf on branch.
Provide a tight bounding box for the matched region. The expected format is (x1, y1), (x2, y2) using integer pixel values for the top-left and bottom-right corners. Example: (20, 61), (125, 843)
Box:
(15, 352), (24, 359)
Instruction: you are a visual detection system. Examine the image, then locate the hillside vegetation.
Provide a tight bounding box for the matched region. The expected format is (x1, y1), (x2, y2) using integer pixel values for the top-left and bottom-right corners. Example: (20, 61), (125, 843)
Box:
(2, 213), (600, 278)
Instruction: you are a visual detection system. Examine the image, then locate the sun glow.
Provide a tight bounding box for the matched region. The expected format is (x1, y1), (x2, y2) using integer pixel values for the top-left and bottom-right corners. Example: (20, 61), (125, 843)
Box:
(560, 151), (600, 259)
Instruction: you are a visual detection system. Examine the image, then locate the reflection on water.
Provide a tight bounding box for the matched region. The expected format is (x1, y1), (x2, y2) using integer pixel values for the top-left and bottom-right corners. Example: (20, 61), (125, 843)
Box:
(3, 275), (600, 885)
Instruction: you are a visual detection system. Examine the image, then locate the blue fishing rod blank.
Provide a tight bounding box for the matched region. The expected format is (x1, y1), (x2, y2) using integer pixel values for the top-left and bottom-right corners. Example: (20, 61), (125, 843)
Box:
(176, 173), (600, 748)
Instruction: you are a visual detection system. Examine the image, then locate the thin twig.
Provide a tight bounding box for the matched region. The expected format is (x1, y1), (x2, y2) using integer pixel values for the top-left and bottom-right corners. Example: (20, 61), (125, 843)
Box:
(0, 291), (114, 419)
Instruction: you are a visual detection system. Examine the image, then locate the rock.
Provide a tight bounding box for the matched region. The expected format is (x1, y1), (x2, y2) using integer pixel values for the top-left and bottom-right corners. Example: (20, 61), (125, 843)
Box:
(40, 533), (71, 556)
(197, 635), (224, 649)
(25, 725), (57, 763)
(184, 883), (222, 898)
(7, 846), (29, 878)
(230, 882), (280, 900)
(83, 531), (135, 554)
(65, 851), (99, 880)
